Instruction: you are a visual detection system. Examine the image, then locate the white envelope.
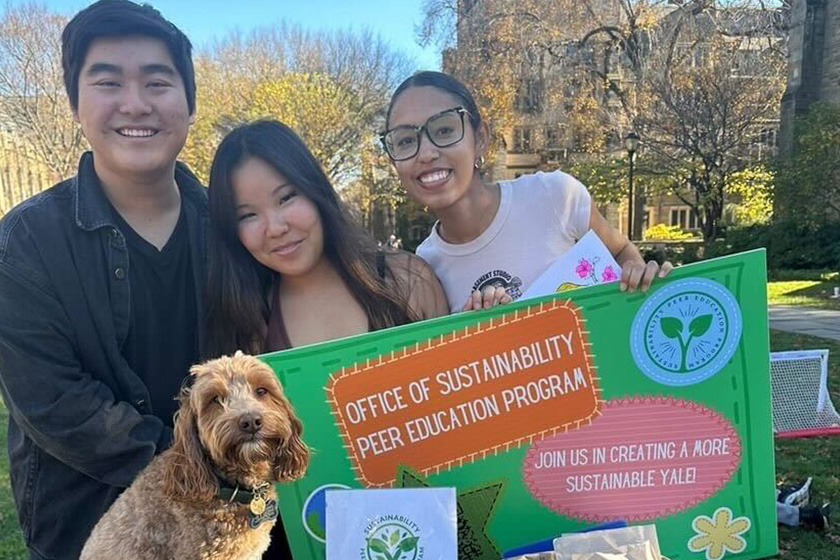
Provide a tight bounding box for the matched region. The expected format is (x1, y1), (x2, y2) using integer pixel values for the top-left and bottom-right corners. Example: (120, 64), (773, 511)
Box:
(521, 230), (621, 300)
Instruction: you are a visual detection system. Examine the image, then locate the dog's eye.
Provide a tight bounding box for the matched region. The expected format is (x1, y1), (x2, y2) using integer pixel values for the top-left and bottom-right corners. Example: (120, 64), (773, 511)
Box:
(255, 387), (268, 398)
(211, 395), (222, 405)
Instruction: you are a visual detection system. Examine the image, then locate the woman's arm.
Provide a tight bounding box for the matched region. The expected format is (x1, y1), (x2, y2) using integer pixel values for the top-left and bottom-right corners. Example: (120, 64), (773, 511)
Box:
(589, 204), (673, 292)
(389, 252), (451, 319)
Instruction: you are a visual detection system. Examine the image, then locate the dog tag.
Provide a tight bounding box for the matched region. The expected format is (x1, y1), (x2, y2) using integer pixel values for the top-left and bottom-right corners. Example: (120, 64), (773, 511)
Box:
(249, 498), (278, 529)
(250, 496), (267, 516)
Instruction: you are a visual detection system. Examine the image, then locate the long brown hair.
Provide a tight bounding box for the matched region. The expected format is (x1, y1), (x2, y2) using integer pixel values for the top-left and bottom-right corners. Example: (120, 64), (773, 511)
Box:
(204, 120), (415, 357)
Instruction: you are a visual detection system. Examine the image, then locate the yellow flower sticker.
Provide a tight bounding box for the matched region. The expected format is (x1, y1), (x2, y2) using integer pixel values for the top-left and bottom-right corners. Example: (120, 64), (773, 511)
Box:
(688, 507), (751, 560)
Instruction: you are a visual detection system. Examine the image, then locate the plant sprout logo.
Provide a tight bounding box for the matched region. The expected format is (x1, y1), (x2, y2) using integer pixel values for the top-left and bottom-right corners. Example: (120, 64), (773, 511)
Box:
(363, 516), (423, 560)
(660, 312), (714, 373)
(630, 278), (742, 387)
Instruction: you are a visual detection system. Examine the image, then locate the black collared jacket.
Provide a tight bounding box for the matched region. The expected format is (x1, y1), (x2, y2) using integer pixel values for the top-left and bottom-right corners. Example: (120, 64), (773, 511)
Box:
(0, 152), (208, 560)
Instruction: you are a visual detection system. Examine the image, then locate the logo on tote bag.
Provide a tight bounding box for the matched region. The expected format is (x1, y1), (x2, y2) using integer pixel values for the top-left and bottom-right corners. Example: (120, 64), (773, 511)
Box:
(630, 278), (742, 386)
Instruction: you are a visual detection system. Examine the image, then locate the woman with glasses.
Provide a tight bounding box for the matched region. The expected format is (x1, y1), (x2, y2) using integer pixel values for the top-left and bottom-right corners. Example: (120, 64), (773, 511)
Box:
(204, 120), (449, 558)
(382, 71), (672, 312)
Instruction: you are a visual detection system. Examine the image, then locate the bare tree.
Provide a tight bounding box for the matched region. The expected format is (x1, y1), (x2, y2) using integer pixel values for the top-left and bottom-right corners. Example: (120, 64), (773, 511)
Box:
(638, 24), (785, 246)
(418, 0), (787, 243)
(418, 0), (787, 131)
(182, 23), (413, 184)
(0, 3), (85, 179)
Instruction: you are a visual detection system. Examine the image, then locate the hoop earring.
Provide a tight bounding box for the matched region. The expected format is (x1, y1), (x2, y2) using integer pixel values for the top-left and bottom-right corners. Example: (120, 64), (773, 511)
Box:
(474, 156), (485, 170)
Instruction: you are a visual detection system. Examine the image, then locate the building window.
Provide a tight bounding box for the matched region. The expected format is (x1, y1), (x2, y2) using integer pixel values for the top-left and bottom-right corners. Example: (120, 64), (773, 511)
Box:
(512, 127), (532, 152)
(693, 45), (710, 68)
(605, 131), (622, 151)
(758, 127), (778, 148)
(670, 207), (699, 230)
(732, 49), (764, 78)
(675, 43), (710, 68)
(517, 78), (542, 113)
(749, 126), (779, 160)
(409, 225), (426, 243)
(545, 127), (561, 149)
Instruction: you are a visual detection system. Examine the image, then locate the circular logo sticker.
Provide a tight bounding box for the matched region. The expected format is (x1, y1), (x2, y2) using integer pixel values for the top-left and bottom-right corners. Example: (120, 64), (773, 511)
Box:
(630, 278), (742, 386)
(363, 518), (423, 560)
(301, 483), (351, 542)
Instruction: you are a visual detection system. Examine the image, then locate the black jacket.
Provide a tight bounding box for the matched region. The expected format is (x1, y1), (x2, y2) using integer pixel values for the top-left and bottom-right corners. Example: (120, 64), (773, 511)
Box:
(0, 153), (208, 560)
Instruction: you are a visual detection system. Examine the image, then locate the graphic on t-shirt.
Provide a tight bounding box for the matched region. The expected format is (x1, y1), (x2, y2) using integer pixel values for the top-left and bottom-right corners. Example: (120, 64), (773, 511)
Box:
(472, 270), (523, 300)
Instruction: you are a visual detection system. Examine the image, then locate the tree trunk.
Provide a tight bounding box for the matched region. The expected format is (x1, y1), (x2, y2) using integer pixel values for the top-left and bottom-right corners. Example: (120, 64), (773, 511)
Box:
(632, 186), (646, 241)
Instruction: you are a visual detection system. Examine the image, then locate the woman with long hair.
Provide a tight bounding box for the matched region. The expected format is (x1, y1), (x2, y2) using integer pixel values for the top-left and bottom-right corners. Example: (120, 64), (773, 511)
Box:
(204, 120), (448, 556)
(381, 71), (672, 312)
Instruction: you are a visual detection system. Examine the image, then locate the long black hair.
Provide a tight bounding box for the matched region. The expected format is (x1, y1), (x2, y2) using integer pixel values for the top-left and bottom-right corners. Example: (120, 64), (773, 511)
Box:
(204, 120), (414, 357)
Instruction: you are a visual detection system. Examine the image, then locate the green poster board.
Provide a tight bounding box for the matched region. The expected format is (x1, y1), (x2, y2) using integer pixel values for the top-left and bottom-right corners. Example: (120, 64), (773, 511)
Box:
(263, 249), (776, 560)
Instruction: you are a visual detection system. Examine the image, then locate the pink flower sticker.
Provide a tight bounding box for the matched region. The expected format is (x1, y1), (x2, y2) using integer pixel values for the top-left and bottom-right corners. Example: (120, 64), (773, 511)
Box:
(576, 258), (594, 279)
(602, 265), (618, 282)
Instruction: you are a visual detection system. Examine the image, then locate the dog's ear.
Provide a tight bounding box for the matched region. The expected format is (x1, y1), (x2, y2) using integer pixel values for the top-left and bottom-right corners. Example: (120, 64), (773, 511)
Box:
(189, 362), (212, 378)
(162, 394), (217, 500)
(274, 407), (310, 482)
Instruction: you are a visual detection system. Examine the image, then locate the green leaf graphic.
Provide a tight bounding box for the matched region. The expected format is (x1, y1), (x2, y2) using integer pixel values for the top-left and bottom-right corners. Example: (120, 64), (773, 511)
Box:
(390, 530), (400, 547)
(689, 314), (713, 337)
(399, 536), (420, 553)
(368, 537), (389, 554)
(660, 317), (683, 339)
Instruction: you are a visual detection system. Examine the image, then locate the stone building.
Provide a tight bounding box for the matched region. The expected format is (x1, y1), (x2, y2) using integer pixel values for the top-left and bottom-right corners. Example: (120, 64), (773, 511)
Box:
(779, 0), (840, 155)
(447, 1), (785, 238)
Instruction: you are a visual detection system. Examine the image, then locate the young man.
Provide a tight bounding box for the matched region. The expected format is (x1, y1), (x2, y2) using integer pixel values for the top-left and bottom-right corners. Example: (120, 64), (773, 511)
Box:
(0, 1), (206, 558)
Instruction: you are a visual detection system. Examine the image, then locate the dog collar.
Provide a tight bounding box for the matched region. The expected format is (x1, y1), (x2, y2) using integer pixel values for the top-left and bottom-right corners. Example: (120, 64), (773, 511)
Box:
(216, 480), (278, 529)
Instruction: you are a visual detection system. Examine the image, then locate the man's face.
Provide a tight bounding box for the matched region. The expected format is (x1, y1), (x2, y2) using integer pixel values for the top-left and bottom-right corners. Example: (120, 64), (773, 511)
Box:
(74, 35), (192, 181)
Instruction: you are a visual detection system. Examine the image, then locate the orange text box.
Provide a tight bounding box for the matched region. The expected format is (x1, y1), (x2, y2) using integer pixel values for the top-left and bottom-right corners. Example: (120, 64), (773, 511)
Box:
(326, 300), (601, 486)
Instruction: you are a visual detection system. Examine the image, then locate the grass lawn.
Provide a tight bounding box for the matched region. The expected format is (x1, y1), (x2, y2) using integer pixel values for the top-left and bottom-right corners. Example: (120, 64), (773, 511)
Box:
(0, 398), (25, 559)
(767, 271), (840, 310)
(767, 281), (840, 310)
(0, 330), (838, 559)
(770, 330), (840, 559)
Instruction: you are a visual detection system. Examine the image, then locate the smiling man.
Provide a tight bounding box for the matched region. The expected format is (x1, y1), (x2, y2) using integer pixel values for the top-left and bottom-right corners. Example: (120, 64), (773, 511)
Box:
(0, 2), (207, 558)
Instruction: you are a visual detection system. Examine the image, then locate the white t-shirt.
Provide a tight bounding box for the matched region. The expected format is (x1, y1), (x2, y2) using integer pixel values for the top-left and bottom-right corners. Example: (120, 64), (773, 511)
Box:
(416, 170), (592, 312)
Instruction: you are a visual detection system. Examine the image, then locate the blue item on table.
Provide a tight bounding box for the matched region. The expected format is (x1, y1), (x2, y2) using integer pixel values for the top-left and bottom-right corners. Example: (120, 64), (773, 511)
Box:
(501, 520), (628, 558)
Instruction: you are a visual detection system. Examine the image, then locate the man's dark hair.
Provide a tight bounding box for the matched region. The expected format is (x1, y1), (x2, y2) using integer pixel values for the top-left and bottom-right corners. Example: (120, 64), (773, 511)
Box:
(61, 0), (196, 114)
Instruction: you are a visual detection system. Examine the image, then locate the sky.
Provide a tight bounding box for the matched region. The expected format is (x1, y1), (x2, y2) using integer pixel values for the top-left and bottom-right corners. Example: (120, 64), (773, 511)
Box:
(13, 0), (441, 70)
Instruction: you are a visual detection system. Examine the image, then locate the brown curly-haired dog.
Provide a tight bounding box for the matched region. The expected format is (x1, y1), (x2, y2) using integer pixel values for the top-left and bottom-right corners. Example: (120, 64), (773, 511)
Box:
(81, 352), (310, 560)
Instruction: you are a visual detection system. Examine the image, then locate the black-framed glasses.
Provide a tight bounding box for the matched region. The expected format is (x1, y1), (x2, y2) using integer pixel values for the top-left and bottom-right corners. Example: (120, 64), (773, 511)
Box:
(380, 106), (469, 161)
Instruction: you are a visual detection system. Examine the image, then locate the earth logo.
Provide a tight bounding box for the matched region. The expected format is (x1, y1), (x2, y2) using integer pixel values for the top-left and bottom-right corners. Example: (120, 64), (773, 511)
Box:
(301, 483), (351, 542)
(362, 517), (423, 560)
(630, 278), (742, 387)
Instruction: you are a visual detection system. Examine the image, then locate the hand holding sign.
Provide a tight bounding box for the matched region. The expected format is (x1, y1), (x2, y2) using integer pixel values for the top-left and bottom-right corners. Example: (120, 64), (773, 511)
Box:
(266, 250), (775, 560)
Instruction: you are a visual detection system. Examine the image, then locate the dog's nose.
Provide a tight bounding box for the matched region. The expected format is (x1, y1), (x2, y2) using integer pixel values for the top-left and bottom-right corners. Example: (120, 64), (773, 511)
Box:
(238, 413), (263, 434)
